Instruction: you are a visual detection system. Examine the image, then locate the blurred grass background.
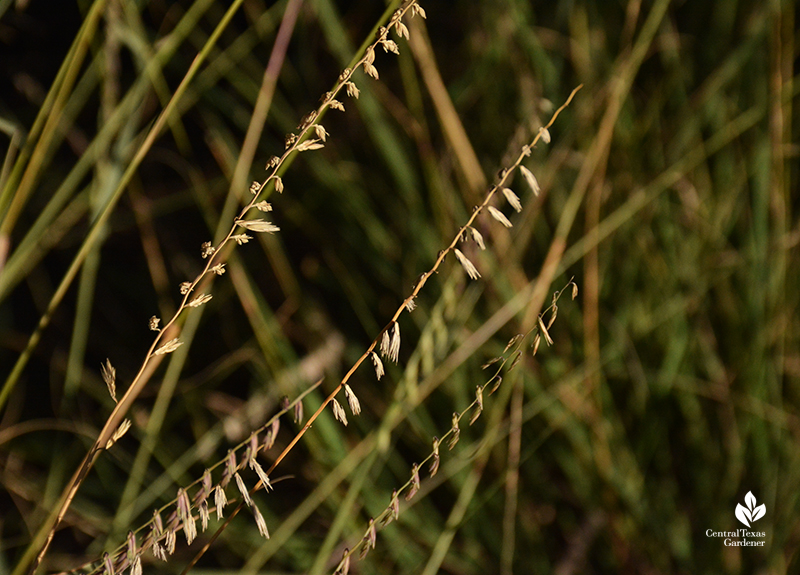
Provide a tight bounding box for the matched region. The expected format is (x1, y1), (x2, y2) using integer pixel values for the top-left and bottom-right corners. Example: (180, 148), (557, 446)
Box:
(0, 0), (797, 574)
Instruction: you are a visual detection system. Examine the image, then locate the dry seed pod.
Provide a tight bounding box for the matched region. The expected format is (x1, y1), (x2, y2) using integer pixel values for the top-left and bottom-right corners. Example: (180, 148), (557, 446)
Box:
(177, 488), (197, 544)
(295, 138), (324, 152)
(482, 357), (502, 369)
(344, 384), (361, 415)
(199, 501), (209, 532)
(490, 375), (503, 394)
(538, 316), (554, 345)
(332, 398), (348, 426)
(101, 359), (116, 402)
(429, 437), (440, 476)
(519, 165), (541, 196)
(294, 400), (304, 424)
(405, 463), (420, 500)
(448, 413), (461, 450)
(297, 110), (317, 130)
(370, 351), (385, 380)
(214, 485), (227, 520)
(154, 338), (182, 356)
(395, 20), (409, 39)
(488, 206), (513, 228)
(251, 459), (273, 492)
(247, 433), (259, 465)
(152, 541), (166, 562)
(364, 62), (379, 79)
(389, 322), (401, 362)
(200, 241), (215, 258)
(198, 469), (212, 502)
(164, 528), (176, 556)
(470, 226), (486, 250)
(252, 504), (270, 539)
(364, 518), (377, 552)
(539, 126), (552, 143)
(188, 293), (212, 308)
(236, 219), (280, 233)
(220, 450), (236, 488)
(264, 418), (279, 450)
(504, 334), (524, 353)
(389, 489), (400, 521)
(152, 510), (164, 538)
(547, 305), (558, 329)
(469, 385), (484, 425)
(502, 187), (523, 212)
(345, 82), (360, 98)
(335, 549), (350, 575)
(379, 329), (391, 357)
(384, 39), (400, 54)
(234, 472), (252, 507)
(103, 553), (114, 575)
(454, 249), (481, 280)
(176, 488), (191, 521)
(106, 419), (131, 449)
(126, 531), (137, 562)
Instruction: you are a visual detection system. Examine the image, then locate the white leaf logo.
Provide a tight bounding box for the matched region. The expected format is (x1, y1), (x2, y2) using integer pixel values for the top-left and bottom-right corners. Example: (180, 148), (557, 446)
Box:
(735, 491), (766, 527)
(735, 503), (752, 527)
